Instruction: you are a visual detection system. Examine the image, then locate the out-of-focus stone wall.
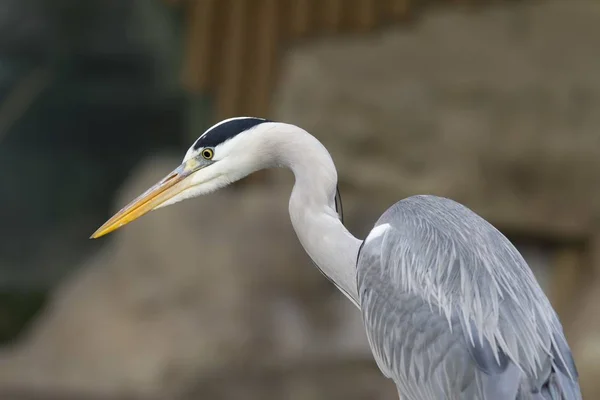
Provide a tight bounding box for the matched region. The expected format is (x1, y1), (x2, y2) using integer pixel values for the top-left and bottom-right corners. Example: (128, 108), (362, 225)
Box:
(274, 0), (600, 238)
(272, 0), (600, 397)
(1, 1), (599, 399)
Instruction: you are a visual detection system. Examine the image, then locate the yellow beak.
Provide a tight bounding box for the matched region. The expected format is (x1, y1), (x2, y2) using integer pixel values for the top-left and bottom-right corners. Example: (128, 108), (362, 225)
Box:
(90, 164), (193, 239)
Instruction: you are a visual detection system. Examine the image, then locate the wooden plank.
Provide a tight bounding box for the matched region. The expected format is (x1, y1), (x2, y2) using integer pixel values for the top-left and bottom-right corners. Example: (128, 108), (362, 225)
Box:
(289, 0), (313, 38)
(353, 0), (378, 31)
(388, 0), (411, 21)
(243, 0), (280, 118)
(216, 0), (250, 120)
(322, 0), (345, 32)
(182, 0), (218, 92)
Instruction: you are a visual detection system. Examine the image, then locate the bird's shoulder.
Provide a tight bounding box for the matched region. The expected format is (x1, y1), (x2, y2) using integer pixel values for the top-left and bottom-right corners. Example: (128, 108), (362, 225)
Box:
(356, 194), (574, 383)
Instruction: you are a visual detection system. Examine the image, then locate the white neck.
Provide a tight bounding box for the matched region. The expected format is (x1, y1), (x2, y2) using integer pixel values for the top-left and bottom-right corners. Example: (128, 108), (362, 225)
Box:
(260, 123), (362, 306)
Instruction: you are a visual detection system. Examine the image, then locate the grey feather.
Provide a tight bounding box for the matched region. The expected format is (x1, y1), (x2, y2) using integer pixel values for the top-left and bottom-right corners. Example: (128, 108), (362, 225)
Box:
(357, 195), (581, 399)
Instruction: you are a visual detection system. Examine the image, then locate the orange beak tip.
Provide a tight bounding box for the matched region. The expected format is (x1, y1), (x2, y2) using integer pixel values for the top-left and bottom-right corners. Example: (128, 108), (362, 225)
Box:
(89, 227), (110, 240)
(86, 166), (189, 241)
(89, 231), (102, 240)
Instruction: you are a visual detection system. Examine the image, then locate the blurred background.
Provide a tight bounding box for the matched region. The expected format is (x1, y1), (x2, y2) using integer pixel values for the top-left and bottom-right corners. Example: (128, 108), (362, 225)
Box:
(0, 0), (599, 399)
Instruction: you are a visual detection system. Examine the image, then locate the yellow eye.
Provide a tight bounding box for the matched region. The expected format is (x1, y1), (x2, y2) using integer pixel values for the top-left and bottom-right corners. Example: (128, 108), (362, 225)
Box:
(201, 148), (214, 160)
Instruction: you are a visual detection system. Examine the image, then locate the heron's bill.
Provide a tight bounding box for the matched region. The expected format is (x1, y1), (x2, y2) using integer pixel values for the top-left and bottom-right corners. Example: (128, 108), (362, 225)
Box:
(90, 167), (189, 239)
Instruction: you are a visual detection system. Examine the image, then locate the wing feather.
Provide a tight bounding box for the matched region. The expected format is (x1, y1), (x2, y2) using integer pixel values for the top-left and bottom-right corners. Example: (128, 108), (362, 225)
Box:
(357, 195), (581, 399)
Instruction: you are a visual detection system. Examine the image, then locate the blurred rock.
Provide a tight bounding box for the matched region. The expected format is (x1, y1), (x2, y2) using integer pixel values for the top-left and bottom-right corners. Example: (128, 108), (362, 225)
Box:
(273, 0), (600, 240)
(0, 155), (392, 399)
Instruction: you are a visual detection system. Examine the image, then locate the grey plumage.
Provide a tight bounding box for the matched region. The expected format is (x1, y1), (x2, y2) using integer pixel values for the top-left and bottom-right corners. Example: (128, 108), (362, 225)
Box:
(357, 195), (581, 399)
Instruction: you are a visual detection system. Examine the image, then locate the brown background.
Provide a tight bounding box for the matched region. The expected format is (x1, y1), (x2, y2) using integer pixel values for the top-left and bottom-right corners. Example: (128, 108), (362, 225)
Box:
(0, 1), (599, 399)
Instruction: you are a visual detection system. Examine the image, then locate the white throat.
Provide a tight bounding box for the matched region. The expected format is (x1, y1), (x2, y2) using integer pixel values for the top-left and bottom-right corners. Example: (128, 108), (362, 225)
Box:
(260, 123), (362, 306)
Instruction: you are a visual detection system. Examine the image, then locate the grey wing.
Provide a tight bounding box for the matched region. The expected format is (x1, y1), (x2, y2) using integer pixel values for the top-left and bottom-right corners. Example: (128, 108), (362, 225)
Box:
(356, 195), (581, 400)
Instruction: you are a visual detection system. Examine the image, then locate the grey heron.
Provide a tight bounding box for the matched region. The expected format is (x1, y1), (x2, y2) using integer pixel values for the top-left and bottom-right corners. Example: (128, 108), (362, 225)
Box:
(91, 117), (581, 399)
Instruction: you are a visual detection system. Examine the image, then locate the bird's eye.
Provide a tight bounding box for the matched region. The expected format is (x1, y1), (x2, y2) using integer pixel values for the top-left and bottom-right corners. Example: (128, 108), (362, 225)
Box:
(201, 148), (214, 160)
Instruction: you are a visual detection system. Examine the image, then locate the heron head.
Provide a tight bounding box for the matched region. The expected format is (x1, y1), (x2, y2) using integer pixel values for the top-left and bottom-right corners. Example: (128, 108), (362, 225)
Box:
(90, 117), (273, 239)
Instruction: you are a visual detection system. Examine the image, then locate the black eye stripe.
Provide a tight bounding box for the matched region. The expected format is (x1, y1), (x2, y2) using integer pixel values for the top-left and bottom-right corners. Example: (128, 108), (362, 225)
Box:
(193, 118), (271, 150)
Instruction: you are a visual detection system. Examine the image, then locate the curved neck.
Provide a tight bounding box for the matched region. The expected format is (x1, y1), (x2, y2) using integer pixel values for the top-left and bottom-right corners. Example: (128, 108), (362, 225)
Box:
(263, 123), (362, 306)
